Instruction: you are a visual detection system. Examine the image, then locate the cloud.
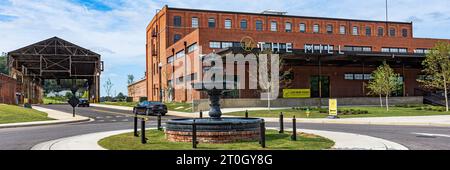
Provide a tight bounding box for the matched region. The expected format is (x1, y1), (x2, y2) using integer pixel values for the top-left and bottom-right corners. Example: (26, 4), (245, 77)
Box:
(0, 0), (449, 96)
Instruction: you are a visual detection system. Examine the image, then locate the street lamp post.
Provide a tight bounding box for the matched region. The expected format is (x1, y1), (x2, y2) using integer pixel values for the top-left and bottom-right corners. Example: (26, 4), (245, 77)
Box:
(158, 62), (163, 103)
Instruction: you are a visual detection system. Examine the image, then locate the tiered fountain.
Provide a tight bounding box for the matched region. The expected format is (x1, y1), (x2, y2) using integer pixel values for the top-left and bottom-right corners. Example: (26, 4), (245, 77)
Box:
(165, 81), (263, 143)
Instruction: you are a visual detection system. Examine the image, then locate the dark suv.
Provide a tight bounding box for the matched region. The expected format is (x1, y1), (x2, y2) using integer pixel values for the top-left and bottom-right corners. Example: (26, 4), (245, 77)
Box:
(78, 99), (90, 107)
(133, 101), (168, 116)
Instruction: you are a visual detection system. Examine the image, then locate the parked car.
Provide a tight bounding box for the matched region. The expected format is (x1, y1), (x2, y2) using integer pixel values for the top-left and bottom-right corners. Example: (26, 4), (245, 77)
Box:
(78, 99), (90, 107)
(133, 101), (167, 116)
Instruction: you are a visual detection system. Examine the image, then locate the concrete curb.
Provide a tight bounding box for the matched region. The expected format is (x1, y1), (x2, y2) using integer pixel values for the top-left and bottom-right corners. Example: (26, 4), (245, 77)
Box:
(31, 127), (408, 150)
(90, 104), (450, 127)
(0, 106), (92, 129)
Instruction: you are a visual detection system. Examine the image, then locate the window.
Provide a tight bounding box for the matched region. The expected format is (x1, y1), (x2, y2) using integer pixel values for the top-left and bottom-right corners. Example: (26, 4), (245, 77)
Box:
(174, 34), (181, 43)
(175, 50), (185, 59)
(191, 17), (199, 28)
(364, 74), (373, 80)
(363, 47), (372, 52)
(256, 20), (263, 31)
(225, 19), (232, 29)
(270, 21), (277, 31)
(208, 18), (216, 28)
(174, 16), (182, 27)
(389, 28), (396, 37)
(365, 26), (372, 36)
(344, 74), (354, 80)
(209, 41), (221, 48)
(414, 49), (430, 54)
(339, 25), (346, 34)
(222, 42), (233, 48)
(167, 56), (174, 64)
(402, 29), (408, 37)
(300, 23), (306, 33)
(313, 24), (320, 33)
(176, 77), (184, 84)
(240, 20), (248, 30)
(399, 48), (407, 53)
(344, 46), (372, 52)
(326, 25), (333, 34)
(382, 47), (408, 53)
(285, 22), (292, 32)
(352, 26), (359, 35)
(378, 27), (384, 36)
(354, 74), (363, 80)
(187, 43), (198, 53)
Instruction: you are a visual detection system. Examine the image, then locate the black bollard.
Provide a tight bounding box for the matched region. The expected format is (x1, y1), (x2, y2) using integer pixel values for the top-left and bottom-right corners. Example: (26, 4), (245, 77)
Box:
(199, 110), (203, 119)
(279, 112), (284, 134)
(192, 119), (197, 149)
(134, 113), (138, 137)
(245, 110), (248, 118)
(291, 116), (297, 141)
(157, 114), (162, 131)
(260, 120), (266, 148)
(141, 118), (147, 144)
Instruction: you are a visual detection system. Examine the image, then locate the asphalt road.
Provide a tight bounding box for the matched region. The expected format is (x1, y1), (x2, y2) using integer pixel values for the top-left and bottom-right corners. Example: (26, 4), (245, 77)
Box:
(1, 104), (450, 150)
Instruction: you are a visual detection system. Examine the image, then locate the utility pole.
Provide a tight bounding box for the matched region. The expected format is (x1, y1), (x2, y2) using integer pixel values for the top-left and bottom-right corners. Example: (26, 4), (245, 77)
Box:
(385, 0), (389, 36)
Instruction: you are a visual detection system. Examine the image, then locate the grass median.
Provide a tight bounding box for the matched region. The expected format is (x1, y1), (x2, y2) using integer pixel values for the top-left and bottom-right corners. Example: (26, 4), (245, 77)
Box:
(225, 105), (450, 118)
(100, 102), (194, 113)
(0, 104), (53, 124)
(98, 130), (334, 150)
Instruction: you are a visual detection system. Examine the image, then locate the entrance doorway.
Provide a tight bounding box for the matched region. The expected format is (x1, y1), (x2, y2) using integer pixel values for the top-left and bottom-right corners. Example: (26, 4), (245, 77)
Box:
(310, 76), (330, 98)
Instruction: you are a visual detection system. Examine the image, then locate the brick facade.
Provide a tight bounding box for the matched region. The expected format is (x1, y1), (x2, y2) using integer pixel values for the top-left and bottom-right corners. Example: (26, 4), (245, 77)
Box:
(127, 79), (147, 102)
(0, 74), (17, 104)
(146, 5), (450, 102)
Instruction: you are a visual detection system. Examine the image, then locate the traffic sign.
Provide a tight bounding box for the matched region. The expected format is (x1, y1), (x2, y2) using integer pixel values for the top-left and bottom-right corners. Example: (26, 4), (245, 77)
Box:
(68, 96), (79, 108)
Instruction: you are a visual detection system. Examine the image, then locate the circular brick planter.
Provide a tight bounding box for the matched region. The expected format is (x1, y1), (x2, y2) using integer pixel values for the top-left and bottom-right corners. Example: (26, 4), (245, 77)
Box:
(165, 118), (263, 144)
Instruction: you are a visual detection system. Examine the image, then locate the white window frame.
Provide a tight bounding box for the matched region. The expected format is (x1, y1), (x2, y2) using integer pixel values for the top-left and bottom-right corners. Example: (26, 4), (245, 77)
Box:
(340, 26), (346, 34)
(352, 26), (359, 35)
(285, 22), (292, 32)
(313, 24), (320, 33)
(271, 21), (277, 32)
(191, 17), (199, 28)
(225, 19), (232, 29)
(300, 23), (306, 33)
(209, 41), (221, 49)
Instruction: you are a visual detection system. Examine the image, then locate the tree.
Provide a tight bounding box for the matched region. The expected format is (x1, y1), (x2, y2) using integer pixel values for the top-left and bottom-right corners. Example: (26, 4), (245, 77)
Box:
(0, 54), (9, 75)
(367, 62), (401, 111)
(250, 49), (292, 112)
(127, 74), (134, 85)
(367, 67), (385, 108)
(104, 78), (114, 97)
(65, 92), (73, 99)
(115, 92), (126, 102)
(420, 42), (450, 112)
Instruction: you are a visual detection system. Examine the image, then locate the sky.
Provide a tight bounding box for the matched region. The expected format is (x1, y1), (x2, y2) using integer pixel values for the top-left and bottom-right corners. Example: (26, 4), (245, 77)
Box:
(0, 0), (449, 97)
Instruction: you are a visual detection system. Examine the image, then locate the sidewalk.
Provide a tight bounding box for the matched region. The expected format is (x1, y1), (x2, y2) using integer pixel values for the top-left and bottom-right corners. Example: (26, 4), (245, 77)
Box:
(0, 106), (91, 129)
(91, 104), (450, 127)
(31, 128), (408, 150)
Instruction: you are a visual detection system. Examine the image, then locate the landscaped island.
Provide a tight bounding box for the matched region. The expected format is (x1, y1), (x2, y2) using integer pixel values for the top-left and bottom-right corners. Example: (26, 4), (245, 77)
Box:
(225, 105), (450, 118)
(98, 130), (334, 150)
(0, 104), (53, 124)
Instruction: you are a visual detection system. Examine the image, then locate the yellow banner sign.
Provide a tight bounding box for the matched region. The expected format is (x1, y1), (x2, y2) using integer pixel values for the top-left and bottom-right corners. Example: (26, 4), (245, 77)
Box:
(283, 89), (311, 98)
(329, 99), (338, 116)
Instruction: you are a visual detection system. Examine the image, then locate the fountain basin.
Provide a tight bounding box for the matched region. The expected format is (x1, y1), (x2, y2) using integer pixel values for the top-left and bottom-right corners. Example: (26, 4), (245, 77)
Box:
(165, 118), (263, 143)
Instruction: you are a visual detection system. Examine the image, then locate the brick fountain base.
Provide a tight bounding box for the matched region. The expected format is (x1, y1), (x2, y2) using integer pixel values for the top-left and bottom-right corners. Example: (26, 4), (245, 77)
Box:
(165, 118), (263, 144)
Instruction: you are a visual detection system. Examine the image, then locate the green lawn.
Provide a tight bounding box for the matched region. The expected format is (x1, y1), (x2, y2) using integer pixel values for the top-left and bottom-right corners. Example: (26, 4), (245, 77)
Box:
(98, 130), (334, 150)
(101, 102), (138, 107)
(101, 102), (193, 113)
(43, 97), (67, 104)
(0, 104), (53, 124)
(225, 105), (450, 118)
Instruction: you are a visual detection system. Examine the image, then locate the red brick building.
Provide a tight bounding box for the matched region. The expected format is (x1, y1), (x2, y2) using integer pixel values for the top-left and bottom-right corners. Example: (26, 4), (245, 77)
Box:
(146, 5), (450, 102)
(0, 73), (18, 104)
